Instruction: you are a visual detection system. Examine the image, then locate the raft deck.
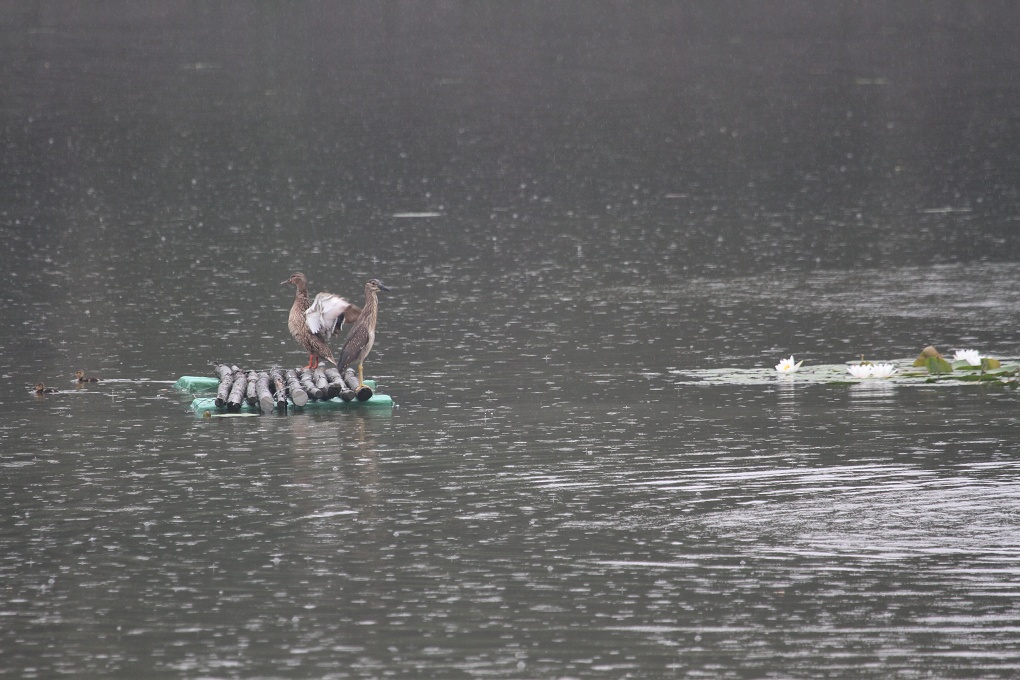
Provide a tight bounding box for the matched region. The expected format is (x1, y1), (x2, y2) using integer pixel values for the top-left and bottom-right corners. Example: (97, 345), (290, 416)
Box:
(175, 374), (393, 415)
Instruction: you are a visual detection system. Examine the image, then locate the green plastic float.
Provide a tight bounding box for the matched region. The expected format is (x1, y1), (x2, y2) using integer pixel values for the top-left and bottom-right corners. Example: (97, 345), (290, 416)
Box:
(174, 376), (393, 415)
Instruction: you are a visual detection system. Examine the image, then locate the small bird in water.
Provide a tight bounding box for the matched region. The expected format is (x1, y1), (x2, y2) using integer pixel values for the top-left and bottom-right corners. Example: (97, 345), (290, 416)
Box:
(282, 272), (363, 369)
(75, 369), (101, 383)
(338, 279), (390, 390)
(34, 383), (58, 394)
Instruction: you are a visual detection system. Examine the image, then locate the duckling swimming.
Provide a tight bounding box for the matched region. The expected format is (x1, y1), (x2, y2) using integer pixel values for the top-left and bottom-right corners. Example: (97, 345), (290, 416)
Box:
(75, 369), (101, 383)
(34, 383), (58, 394)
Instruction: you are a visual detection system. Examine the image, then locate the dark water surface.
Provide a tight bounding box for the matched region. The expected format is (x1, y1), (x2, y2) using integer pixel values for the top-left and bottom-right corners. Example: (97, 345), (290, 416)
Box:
(4, 3), (1020, 678)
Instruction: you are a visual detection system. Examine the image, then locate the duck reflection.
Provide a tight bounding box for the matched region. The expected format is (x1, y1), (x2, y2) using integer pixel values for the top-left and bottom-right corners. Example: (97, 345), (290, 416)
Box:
(286, 410), (386, 498)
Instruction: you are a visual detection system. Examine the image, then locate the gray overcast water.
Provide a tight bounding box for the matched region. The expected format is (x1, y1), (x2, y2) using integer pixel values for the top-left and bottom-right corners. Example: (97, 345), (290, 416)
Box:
(4, 2), (1020, 678)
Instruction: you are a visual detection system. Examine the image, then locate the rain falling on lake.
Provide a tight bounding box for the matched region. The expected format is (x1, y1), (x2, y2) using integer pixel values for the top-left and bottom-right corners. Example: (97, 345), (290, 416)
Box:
(4, 3), (1020, 677)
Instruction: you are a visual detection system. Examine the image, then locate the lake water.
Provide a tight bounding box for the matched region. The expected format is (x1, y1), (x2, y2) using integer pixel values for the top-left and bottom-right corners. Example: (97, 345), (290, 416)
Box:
(4, 3), (1020, 678)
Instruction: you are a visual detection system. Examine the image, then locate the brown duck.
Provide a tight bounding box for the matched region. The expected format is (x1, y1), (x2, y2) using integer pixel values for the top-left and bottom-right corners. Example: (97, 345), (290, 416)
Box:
(337, 279), (390, 389)
(282, 272), (362, 369)
(75, 370), (101, 383)
(34, 383), (58, 394)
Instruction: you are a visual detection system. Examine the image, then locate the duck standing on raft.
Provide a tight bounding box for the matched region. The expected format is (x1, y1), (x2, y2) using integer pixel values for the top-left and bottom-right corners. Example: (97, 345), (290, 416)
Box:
(282, 272), (362, 369)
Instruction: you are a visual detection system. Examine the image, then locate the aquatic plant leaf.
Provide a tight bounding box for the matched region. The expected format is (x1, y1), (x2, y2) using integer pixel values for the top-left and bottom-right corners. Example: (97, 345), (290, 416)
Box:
(953, 372), (1017, 383)
(913, 346), (943, 367)
(925, 356), (953, 374)
(953, 363), (981, 371)
(982, 357), (1001, 370)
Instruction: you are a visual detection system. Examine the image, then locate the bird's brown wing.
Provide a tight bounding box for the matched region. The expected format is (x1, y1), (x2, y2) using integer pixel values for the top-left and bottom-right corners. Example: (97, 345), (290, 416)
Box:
(343, 304), (362, 325)
(338, 324), (371, 370)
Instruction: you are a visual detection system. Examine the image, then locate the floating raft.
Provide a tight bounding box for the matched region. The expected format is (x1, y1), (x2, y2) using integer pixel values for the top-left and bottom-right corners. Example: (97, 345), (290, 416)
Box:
(175, 364), (393, 415)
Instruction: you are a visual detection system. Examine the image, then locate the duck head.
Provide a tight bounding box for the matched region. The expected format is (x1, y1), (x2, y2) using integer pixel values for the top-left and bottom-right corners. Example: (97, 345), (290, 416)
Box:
(282, 272), (308, 290)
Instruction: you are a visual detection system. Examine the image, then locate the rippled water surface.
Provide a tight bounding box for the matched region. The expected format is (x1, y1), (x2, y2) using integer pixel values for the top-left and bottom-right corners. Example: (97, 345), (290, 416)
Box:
(4, 3), (1020, 678)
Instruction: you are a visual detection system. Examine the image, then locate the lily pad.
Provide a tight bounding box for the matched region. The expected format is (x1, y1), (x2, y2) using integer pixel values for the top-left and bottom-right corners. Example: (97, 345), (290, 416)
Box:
(913, 346), (945, 367)
(983, 357), (1002, 370)
(925, 356), (954, 374)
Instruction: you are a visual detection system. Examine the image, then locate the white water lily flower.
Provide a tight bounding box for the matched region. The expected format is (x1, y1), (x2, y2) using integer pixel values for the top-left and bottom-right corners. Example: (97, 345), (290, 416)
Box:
(870, 363), (898, 378)
(847, 363), (873, 379)
(775, 356), (803, 373)
(953, 349), (982, 366)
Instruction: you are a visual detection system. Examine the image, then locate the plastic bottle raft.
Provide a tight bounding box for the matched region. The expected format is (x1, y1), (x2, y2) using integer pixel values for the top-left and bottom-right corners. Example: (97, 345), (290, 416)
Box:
(175, 364), (393, 415)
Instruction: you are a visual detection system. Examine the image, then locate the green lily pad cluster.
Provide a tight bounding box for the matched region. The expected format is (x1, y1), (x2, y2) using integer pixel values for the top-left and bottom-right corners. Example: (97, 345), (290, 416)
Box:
(909, 346), (1016, 383)
(672, 346), (1019, 388)
(918, 355), (1001, 374)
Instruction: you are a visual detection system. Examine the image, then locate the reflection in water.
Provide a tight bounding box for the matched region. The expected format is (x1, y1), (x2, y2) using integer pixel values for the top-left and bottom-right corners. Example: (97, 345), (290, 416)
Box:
(849, 379), (897, 398)
(7, 313), (1020, 677)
